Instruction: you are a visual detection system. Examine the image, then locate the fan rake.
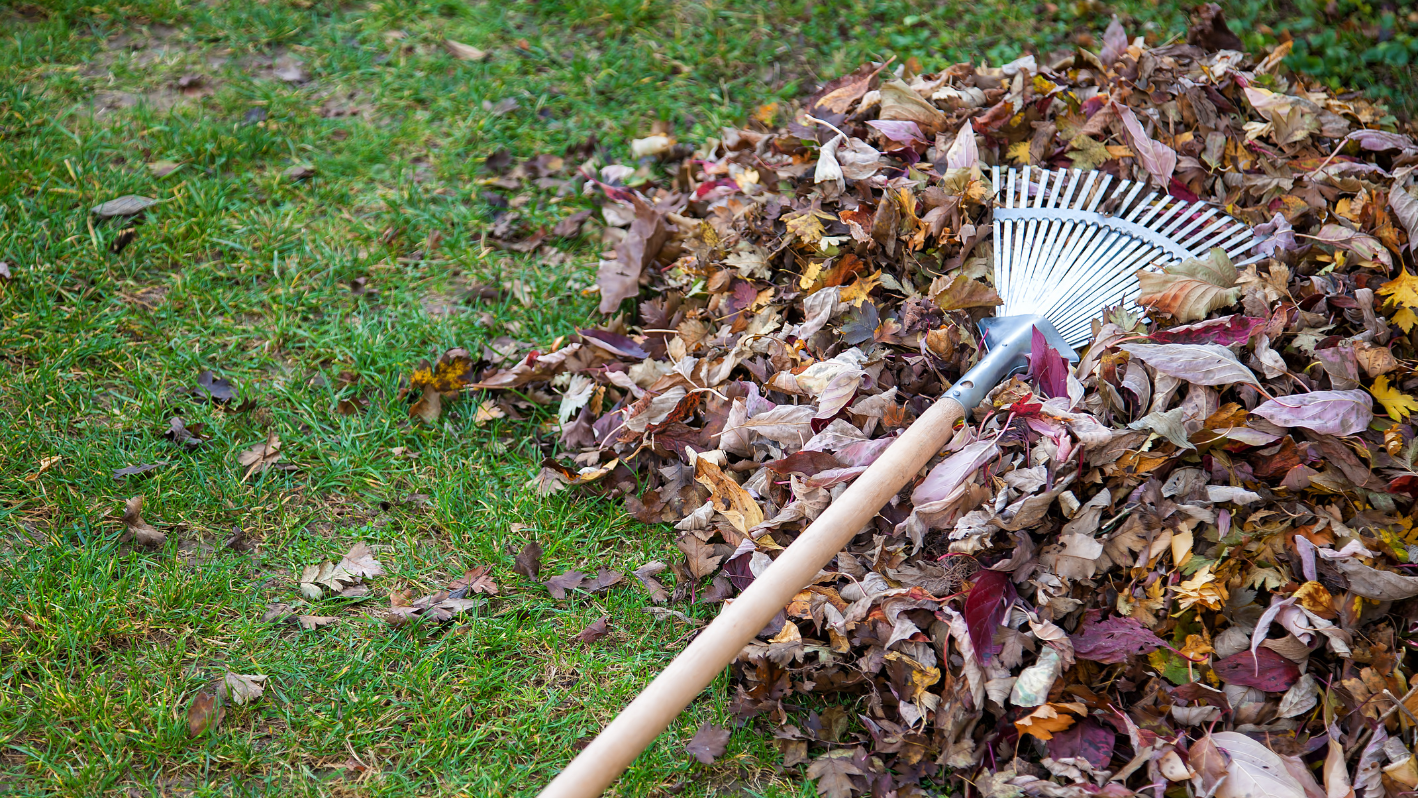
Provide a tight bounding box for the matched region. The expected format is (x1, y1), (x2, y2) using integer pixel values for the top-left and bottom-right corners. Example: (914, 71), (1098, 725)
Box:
(537, 167), (1261, 798)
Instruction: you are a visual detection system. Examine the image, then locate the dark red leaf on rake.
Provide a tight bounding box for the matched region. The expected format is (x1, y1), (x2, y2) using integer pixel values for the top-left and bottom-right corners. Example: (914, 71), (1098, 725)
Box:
(964, 570), (1015, 664)
(1212, 648), (1300, 691)
(1027, 326), (1068, 399)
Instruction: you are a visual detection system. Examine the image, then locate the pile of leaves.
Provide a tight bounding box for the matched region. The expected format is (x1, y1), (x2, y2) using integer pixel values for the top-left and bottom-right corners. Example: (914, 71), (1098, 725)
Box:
(421, 7), (1418, 798)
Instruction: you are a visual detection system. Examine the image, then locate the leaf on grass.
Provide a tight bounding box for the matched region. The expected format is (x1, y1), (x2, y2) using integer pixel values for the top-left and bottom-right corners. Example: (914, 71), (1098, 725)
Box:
(964, 570), (1015, 664)
(1212, 648), (1300, 691)
(1120, 343), (1259, 387)
(513, 541), (543, 581)
(685, 723), (731, 764)
(122, 495), (166, 547)
(572, 615), (610, 643)
(806, 752), (866, 798)
(1135, 248), (1241, 323)
(443, 39), (488, 61)
(409, 348), (477, 394)
(1071, 614), (1164, 663)
(191, 370), (236, 403)
(1250, 390), (1373, 436)
(1370, 375), (1418, 421)
(450, 566), (499, 596)
(297, 615), (339, 630)
(165, 417), (209, 449)
(187, 690), (224, 737)
(298, 543), (384, 600)
(236, 432), (284, 481)
(543, 570), (587, 599)
(113, 462), (168, 480)
(92, 195), (159, 217)
(582, 567), (624, 592)
(633, 561), (670, 603)
(219, 673), (267, 706)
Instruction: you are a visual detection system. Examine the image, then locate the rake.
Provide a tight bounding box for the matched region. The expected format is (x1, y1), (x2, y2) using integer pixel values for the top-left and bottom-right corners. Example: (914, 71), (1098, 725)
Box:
(538, 166), (1259, 798)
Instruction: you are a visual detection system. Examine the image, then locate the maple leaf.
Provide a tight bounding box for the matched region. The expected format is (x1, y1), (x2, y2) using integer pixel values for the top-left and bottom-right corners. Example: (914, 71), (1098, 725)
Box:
(1378, 268), (1418, 309)
(450, 566), (499, 596)
(805, 752), (865, 798)
(685, 722), (731, 764)
(219, 673), (267, 706)
(1172, 564), (1228, 612)
(1006, 140), (1032, 165)
(837, 270), (880, 307)
(1371, 375), (1418, 421)
(1066, 135), (1112, 171)
(783, 208), (835, 246)
(1015, 703), (1081, 741)
(236, 432), (285, 482)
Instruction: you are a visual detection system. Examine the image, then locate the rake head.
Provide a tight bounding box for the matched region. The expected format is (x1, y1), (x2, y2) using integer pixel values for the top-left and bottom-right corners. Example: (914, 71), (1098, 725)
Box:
(940, 167), (1260, 410)
(988, 166), (1261, 346)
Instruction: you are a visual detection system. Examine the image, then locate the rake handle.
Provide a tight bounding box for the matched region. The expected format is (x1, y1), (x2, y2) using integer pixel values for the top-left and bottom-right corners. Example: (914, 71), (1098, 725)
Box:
(537, 395), (968, 798)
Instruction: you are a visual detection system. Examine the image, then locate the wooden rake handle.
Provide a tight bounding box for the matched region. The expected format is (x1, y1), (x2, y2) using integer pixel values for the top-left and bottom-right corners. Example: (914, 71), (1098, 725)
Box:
(538, 396), (968, 798)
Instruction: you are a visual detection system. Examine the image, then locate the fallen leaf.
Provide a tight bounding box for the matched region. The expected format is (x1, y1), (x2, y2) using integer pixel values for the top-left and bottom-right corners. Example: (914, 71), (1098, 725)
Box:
(1207, 731), (1310, 798)
(236, 432), (284, 481)
(112, 462), (168, 480)
(92, 195), (159, 217)
(1370, 375), (1418, 421)
(685, 722), (731, 764)
(633, 561), (670, 603)
(450, 566), (499, 596)
(1250, 390), (1373, 436)
(187, 690), (224, 736)
(164, 417), (209, 449)
(1212, 648), (1300, 691)
(219, 673), (267, 706)
(513, 541), (543, 580)
(443, 39), (488, 61)
(1071, 614), (1165, 663)
(1136, 248), (1241, 323)
(191, 370), (235, 403)
(543, 570), (587, 600)
(1120, 343), (1259, 387)
(806, 752), (866, 798)
(122, 495), (166, 547)
(572, 615), (610, 643)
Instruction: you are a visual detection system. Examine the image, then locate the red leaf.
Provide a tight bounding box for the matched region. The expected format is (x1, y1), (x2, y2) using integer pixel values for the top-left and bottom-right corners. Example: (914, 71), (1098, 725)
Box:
(572, 615), (610, 644)
(1212, 648), (1300, 691)
(1071, 613), (1165, 664)
(1147, 315), (1266, 346)
(964, 570), (1015, 663)
(1047, 719), (1116, 769)
(1027, 326), (1069, 399)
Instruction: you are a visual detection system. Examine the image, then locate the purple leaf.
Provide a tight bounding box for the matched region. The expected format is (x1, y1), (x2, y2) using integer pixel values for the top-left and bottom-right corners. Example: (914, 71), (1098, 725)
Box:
(865, 120), (927, 146)
(964, 570), (1015, 664)
(1147, 315), (1266, 346)
(578, 329), (647, 359)
(1252, 212), (1299, 257)
(685, 722), (731, 764)
(1250, 390), (1373, 436)
(1071, 614), (1165, 664)
(1100, 17), (1129, 65)
(1027, 326), (1069, 399)
(1212, 648), (1300, 691)
(910, 440), (998, 505)
(1047, 718), (1116, 769)
(1347, 129), (1418, 154)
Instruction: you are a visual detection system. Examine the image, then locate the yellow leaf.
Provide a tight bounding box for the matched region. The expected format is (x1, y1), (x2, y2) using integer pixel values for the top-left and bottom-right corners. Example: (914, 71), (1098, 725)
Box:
(1171, 564), (1227, 613)
(1394, 307), (1417, 333)
(1371, 375), (1418, 421)
(839, 270), (881, 307)
(1014, 703), (1083, 741)
(784, 209), (834, 246)
(1379, 268), (1418, 309)
(1007, 140), (1032, 166)
(799, 261), (824, 291)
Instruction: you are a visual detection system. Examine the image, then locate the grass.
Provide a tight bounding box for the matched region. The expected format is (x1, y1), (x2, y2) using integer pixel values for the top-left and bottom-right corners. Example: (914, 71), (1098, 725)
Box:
(0, 1), (1414, 796)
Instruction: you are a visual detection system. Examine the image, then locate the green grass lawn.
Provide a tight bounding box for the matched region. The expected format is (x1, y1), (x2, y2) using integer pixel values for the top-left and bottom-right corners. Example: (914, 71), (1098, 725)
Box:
(1, 1), (1414, 796)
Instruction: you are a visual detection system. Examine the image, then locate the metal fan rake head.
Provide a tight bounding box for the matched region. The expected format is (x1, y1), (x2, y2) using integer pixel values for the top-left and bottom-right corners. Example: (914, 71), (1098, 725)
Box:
(943, 166), (1260, 410)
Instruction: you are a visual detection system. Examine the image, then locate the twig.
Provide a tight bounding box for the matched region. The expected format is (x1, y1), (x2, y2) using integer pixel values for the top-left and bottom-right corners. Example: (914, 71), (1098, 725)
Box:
(1347, 683), (1418, 757)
